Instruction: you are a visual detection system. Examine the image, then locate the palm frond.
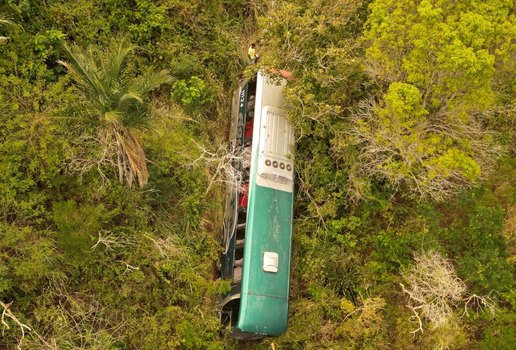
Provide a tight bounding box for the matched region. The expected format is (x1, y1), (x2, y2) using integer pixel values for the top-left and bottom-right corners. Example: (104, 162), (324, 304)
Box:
(59, 44), (106, 101)
(129, 70), (171, 97)
(119, 92), (143, 105)
(104, 110), (124, 124)
(120, 106), (153, 131)
(102, 38), (136, 91)
(0, 18), (15, 27)
(115, 129), (149, 187)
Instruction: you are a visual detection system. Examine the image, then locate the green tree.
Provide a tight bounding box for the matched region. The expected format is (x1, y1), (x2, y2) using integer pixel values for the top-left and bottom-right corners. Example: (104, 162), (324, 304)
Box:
(351, 0), (514, 200)
(350, 82), (499, 200)
(58, 39), (170, 187)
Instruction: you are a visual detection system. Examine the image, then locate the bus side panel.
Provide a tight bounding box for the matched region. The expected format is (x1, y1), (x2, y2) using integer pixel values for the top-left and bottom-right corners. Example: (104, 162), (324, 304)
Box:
(237, 185), (293, 335)
(237, 293), (288, 336)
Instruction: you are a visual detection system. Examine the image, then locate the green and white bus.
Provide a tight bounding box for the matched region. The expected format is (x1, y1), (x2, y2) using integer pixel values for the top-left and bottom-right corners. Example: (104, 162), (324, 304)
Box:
(219, 70), (295, 338)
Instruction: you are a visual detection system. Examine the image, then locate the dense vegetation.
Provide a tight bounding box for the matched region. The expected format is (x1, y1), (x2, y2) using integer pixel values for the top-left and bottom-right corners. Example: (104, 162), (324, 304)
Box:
(0, 0), (514, 349)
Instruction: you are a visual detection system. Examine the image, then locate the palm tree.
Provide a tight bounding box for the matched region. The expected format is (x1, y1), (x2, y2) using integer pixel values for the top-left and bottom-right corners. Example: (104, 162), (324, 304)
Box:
(58, 39), (170, 187)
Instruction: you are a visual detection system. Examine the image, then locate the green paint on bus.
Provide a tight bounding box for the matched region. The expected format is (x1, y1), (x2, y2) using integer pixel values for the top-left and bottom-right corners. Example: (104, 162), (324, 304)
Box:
(236, 172), (294, 334)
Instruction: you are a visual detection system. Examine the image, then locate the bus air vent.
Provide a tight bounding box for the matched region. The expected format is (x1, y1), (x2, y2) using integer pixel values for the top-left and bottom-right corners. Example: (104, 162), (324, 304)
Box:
(257, 107), (295, 189)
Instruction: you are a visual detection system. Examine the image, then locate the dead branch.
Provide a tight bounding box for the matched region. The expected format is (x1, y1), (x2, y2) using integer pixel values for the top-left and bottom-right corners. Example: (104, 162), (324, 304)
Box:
(144, 234), (184, 260)
(91, 230), (133, 251)
(401, 250), (498, 336)
(188, 140), (250, 195)
(45, 276), (127, 348)
(407, 304), (425, 336)
(1, 300), (31, 350)
(462, 293), (497, 318)
(120, 260), (140, 275)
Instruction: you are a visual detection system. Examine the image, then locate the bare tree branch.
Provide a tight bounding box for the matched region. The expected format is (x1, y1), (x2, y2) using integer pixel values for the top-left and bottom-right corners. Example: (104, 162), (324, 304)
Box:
(400, 250), (497, 336)
(1, 301), (31, 350)
(91, 230), (134, 251)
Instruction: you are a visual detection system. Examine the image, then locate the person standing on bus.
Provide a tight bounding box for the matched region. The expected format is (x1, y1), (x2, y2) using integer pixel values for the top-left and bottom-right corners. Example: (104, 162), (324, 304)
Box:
(248, 43), (259, 64)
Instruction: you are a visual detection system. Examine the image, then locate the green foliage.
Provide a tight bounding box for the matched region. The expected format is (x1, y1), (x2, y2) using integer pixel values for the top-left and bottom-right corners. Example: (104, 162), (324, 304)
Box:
(477, 311), (516, 350)
(0, 1), (243, 348)
(352, 81), (488, 199)
(0, 224), (54, 295)
(260, 0), (367, 133)
(337, 298), (388, 350)
(0, 84), (69, 223)
(355, 0), (514, 199)
(364, 0), (513, 109)
(171, 76), (216, 114)
(275, 295), (388, 349)
(170, 53), (204, 79)
(53, 200), (115, 263)
(441, 190), (514, 296)
(0, 0), (514, 349)
(33, 29), (65, 59)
